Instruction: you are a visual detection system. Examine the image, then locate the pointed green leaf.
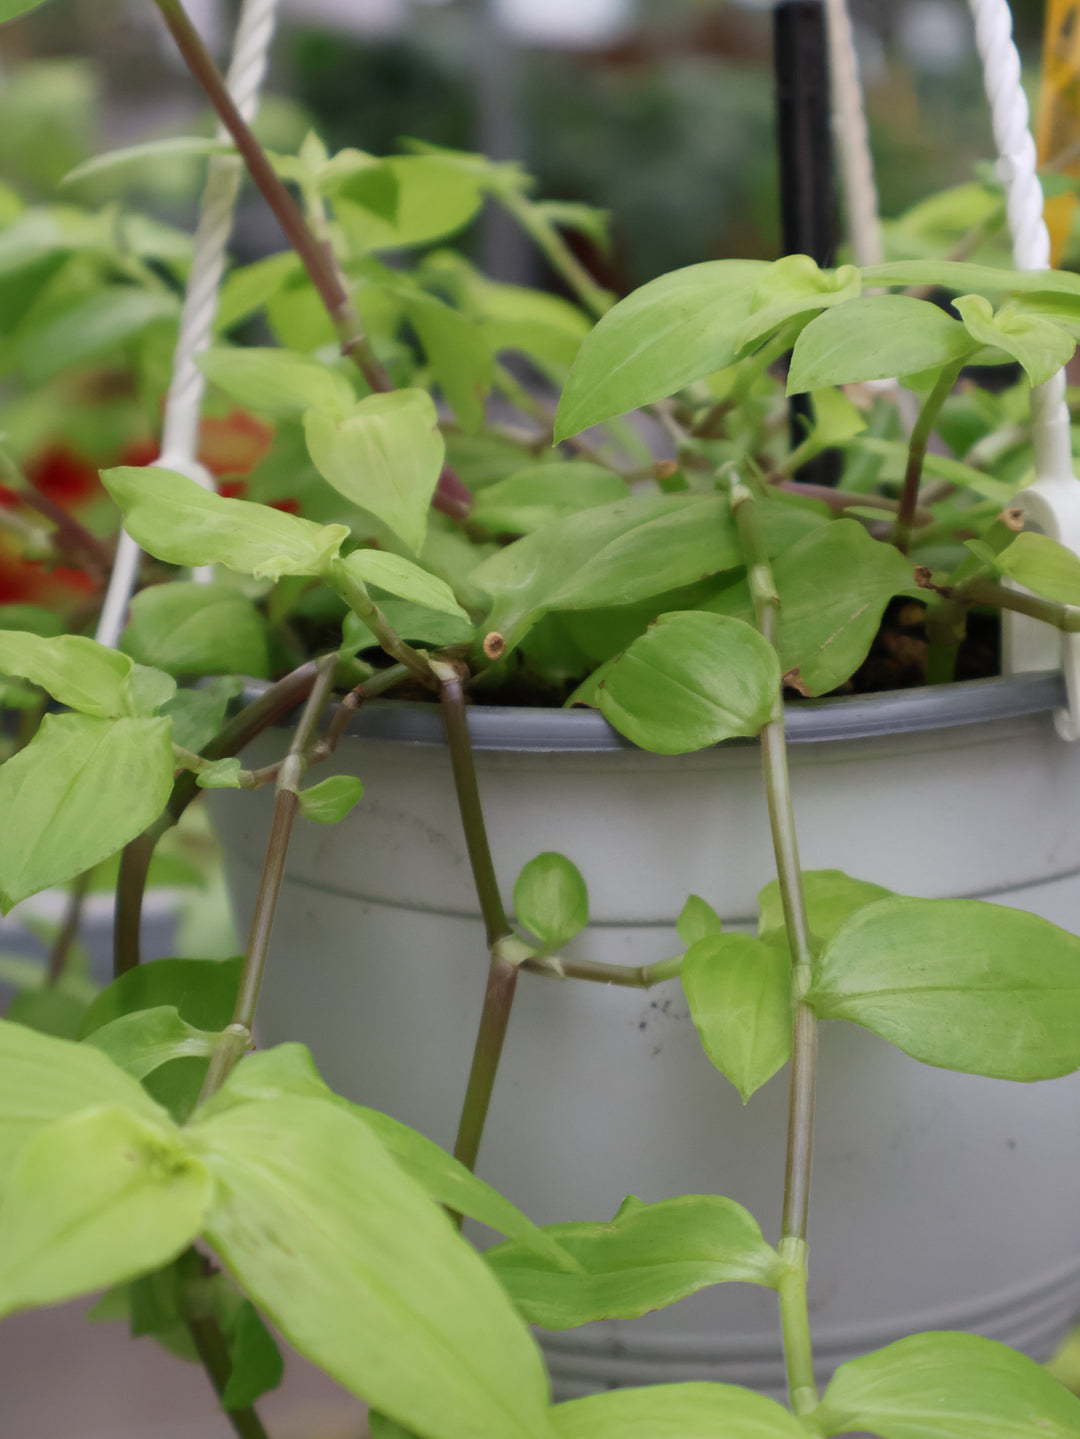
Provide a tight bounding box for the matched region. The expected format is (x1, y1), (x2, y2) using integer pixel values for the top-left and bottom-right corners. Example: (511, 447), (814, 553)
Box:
(486, 1193), (784, 1330)
(336, 156), (483, 252)
(191, 1096), (555, 1439)
(0, 714), (174, 913)
(472, 462), (629, 536)
(705, 521), (915, 695)
(952, 294), (1076, 386)
(556, 260), (768, 438)
(83, 1006), (220, 1080)
(0, 631), (138, 718)
(513, 852), (588, 950)
(337, 549), (470, 620)
(861, 258), (1080, 298)
(815, 1332), (1080, 1438)
(342, 603), (473, 652)
(80, 957), (244, 1040)
(0, 1105), (210, 1319)
(788, 295), (976, 394)
(305, 390), (445, 555)
(734, 254), (862, 354)
(198, 347), (356, 419)
(63, 136), (233, 186)
(402, 293), (493, 434)
(101, 465), (349, 580)
(682, 934), (791, 1101)
(199, 1044), (577, 1272)
(0, 1019), (167, 1189)
(758, 869), (893, 948)
(552, 1383), (810, 1439)
(18, 287), (179, 383)
(161, 676), (244, 753)
(196, 757), (245, 790)
(597, 612), (780, 754)
(996, 531), (1080, 606)
(808, 896), (1080, 1079)
(122, 582), (270, 679)
(677, 895), (724, 948)
(221, 1300), (285, 1411)
(297, 775), (364, 825)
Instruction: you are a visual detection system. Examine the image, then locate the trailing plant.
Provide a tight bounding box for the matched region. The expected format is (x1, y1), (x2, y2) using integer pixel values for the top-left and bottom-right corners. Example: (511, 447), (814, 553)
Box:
(4, 2), (1080, 1436)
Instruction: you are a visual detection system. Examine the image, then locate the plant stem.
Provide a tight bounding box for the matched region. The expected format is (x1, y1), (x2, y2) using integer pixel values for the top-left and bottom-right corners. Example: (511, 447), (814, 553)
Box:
(199, 656), (338, 1101)
(149, 0), (474, 523)
(434, 662), (517, 1182)
(959, 576), (1080, 630)
(498, 190), (613, 319)
(522, 953), (683, 987)
(730, 471), (819, 1416)
(186, 1313), (271, 1439)
(46, 870), (92, 987)
(330, 562), (437, 687)
(890, 362), (965, 553)
(114, 662), (323, 976)
(0, 450), (112, 580)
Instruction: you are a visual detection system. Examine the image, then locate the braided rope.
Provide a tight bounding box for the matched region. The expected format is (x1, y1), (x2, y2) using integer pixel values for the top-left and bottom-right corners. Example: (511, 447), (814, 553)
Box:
(96, 0), (281, 648)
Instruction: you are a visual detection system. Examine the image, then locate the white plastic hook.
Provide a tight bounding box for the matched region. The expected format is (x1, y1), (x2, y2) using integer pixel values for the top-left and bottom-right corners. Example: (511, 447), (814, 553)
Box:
(968, 0), (1080, 739)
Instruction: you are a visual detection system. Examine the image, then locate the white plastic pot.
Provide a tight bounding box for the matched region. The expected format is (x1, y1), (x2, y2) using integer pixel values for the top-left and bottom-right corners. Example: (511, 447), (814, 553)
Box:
(210, 671), (1080, 1399)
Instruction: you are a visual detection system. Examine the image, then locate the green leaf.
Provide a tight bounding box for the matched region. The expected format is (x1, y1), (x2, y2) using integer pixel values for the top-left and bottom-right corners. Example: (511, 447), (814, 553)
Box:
(222, 1300), (285, 1411)
(677, 895), (723, 947)
(121, 582), (270, 679)
(17, 287), (179, 383)
(471, 495), (741, 656)
(815, 1332), (1080, 1438)
(342, 604), (473, 653)
(486, 1193), (783, 1330)
(513, 853), (588, 951)
(0, 1105), (210, 1319)
(996, 531), (1080, 606)
(597, 612), (780, 754)
(191, 1096), (554, 1439)
(402, 293), (493, 434)
(951, 294), (1076, 386)
(0, 631), (139, 718)
(369, 1416), (417, 1439)
(62, 136), (233, 187)
(216, 252), (302, 332)
(861, 258), (1080, 298)
(472, 463), (629, 536)
(705, 521), (915, 695)
(101, 465), (350, 581)
(757, 869), (893, 949)
(200, 1044), (577, 1272)
(0, 603), (64, 637)
(556, 260), (768, 439)
(788, 295), (976, 394)
(161, 676), (243, 753)
(198, 347), (356, 420)
(337, 549), (470, 621)
(734, 254), (862, 355)
(84, 1006), (220, 1081)
(808, 896), (1080, 1080)
(336, 156), (483, 252)
(80, 957), (244, 1040)
(0, 714), (174, 913)
(682, 935), (791, 1102)
(0, 0), (58, 20)
(305, 390), (445, 556)
(551, 1383), (810, 1439)
(196, 757), (245, 790)
(297, 775), (364, 824)
(0, 1019), (166, 1187)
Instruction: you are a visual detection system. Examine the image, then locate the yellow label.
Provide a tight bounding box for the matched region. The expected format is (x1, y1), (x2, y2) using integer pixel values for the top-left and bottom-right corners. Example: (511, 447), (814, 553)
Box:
(1037, 0), (1080, 264)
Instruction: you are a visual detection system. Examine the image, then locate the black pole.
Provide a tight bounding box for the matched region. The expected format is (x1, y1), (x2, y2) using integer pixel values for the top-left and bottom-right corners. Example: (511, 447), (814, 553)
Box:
(773, 0), (841, 485)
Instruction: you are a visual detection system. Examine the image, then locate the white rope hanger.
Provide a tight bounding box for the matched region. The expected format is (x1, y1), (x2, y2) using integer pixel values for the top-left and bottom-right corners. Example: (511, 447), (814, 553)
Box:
(95, 0), (281, 649)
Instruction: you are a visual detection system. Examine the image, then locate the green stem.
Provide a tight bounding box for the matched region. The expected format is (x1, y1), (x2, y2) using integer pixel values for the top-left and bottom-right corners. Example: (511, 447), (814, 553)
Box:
(890, 361), (965, 553)
(522, 953), (682, 987)
(199, 657), (338, 1102)
(331, 561), (437, 687)
(46, 870), (92, 988)
(959, 576), (1080, 630)
(434, 662), (517, 1182)
(730, 471), (819, 1416)
(186, 1313), (272, 1439)
(499, 190), (613, 319)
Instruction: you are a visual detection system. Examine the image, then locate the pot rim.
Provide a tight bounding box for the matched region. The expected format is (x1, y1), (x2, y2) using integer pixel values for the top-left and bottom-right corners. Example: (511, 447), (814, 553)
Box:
(252, 669), (1067, 753)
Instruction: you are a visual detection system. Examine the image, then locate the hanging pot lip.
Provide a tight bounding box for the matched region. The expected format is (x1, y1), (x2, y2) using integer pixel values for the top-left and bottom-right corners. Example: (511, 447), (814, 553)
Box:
(247, 669), (1066, 753)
